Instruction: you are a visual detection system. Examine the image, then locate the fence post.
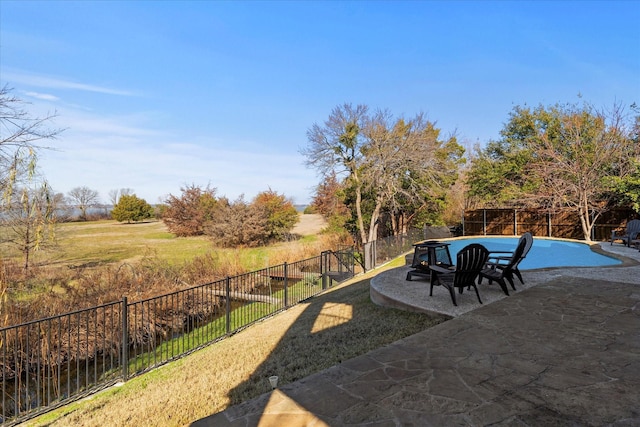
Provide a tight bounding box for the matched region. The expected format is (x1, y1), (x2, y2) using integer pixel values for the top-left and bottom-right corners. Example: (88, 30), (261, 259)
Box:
(461, 210), (465, 236)
(283, 262), (289, 307)
(351, 247), (355, 276)
(225, 277), (231, 334)
(514, 209), (518, 236)
(121, 296), (129, 381)
(483, 209), (487, 236)
(351, 246), (356, 276)
(321, 251), (329, 290)
(548, 210), (552, 237)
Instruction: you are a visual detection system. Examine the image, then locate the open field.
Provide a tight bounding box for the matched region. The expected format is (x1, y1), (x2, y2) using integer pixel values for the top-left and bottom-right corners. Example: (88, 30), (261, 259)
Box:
(2, 213), (329, 272)
(291, 213), (327, 236)
(52, 220), (212, 266)
(0, 213), (338, 334)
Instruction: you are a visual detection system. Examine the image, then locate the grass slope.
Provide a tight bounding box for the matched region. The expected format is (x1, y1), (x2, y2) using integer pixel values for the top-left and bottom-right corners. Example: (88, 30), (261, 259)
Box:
(29, 264), (445, 427)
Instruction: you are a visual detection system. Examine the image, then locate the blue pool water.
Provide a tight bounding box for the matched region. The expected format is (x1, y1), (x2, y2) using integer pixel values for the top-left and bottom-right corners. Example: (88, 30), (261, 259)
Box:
(442, 237), (621, 270)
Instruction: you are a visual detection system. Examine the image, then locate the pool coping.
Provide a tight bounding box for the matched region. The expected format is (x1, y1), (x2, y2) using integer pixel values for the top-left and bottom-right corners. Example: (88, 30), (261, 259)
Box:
(371, 240), (640, 318)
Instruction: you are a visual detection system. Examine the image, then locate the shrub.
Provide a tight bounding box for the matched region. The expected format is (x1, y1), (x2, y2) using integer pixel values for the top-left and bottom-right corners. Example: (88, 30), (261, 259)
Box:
(163, 185), (218, 236)
(111, 194), (154, 223)
(205, 197), (269, 247)
(252, 189), (299, 240)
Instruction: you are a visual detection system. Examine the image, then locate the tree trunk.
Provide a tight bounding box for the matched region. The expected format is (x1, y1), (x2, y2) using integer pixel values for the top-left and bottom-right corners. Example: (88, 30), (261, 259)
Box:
(367, 198), (383, 243)
(354, 184), (368, 244)
(23, 227), (30, 273)
(578, 191), (594, 242)
(391, 212), (399, 236)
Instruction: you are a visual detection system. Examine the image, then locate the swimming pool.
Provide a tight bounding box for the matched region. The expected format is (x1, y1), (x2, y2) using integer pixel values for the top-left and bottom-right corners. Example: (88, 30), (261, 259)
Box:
(442, 237), (621, 270)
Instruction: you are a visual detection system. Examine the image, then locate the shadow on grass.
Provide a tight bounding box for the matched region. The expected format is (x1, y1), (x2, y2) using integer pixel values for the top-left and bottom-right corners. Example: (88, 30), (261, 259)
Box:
(191, 274), (446, 425)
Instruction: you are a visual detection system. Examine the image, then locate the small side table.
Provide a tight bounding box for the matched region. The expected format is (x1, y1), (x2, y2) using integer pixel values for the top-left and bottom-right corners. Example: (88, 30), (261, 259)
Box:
(406, 241), (453, 281)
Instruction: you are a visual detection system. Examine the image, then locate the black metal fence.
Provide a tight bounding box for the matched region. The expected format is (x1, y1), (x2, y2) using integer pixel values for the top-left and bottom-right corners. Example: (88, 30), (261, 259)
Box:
(1, 249), (358, 425)
(362, 228), (425, 270)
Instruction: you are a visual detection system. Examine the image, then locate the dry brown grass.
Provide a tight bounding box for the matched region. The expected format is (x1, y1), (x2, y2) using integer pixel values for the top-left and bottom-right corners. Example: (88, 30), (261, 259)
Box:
(28, 263), (445, 427)
(1, 219), (346, 326)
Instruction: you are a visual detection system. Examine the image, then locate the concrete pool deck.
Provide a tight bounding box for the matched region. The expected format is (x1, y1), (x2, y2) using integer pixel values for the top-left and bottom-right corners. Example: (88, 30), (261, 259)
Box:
(193, 242), (640, 426)
(370, 241), (640, 319)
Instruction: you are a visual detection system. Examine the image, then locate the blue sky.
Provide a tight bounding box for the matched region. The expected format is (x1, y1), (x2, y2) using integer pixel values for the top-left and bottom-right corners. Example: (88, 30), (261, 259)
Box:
(1, 1), (639, 205)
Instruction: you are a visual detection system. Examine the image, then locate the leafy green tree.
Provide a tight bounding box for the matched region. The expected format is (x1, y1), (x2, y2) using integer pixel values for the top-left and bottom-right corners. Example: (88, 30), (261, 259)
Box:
(466, 102), (640, 240)
(111, 194), (154, 223)
(252, 189), (298, 240)
(610, 159), (640, 213)
(608, 114), (640, 213)
(465, 105), (543, 206)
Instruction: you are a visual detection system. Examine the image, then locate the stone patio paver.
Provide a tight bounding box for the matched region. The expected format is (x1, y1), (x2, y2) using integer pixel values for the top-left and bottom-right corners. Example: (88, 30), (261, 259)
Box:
(192, 243), (640, 426)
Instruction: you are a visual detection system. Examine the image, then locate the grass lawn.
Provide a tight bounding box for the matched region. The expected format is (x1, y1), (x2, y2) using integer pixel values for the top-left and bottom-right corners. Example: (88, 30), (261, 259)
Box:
(48, 220), (259, 267)
(27, 261), (446, 427)
(3, 219), (326, 276)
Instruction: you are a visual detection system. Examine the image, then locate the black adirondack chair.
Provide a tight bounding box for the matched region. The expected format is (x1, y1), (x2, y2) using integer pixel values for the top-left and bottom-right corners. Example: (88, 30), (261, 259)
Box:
(479, 232), (533, 296)
(611, 219), (640, 247)
(429, 243), (489, 306)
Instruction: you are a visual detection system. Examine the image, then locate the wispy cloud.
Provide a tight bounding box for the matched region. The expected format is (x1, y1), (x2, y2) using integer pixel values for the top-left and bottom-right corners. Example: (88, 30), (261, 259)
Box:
(3, 69), (138, 97)
(25, 91), (60, 101)
(34, 102), (315, 204)
(40, 133), (316, 204)
(56, 110), (164, 139)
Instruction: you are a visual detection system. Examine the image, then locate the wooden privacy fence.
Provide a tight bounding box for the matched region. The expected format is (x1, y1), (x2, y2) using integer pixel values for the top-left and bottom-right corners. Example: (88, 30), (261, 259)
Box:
(463, 208), (638, 240)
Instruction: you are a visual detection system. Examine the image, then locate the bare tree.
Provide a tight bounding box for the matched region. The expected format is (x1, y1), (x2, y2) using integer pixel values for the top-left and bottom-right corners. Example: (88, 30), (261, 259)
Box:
(0, 85), (61, 199)
(67, 186), (100, 220)
(108, 188), (133, 206)
(303, 104), (463, 244)
(361, 111), (463, 240)
(303, 104), (370, 243)
(0, 86), (62, 272)
(0, 184), (56, 272)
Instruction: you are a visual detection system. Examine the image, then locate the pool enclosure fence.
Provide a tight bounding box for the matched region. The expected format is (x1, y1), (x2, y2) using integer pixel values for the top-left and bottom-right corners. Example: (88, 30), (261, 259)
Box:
(462, 208), (637, 241)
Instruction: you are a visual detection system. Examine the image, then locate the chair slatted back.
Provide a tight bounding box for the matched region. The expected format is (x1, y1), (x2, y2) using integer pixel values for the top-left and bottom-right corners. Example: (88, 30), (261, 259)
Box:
(453, 244), (489, 288)
(628, 220), (640, 238)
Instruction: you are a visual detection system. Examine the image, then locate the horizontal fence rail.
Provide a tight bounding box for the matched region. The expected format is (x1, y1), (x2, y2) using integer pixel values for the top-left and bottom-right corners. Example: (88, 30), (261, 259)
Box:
(1, 248), (365, 425)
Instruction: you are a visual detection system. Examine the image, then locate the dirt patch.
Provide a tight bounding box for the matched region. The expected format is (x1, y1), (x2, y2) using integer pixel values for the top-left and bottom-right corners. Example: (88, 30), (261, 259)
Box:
(291, 214), (327, 236)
